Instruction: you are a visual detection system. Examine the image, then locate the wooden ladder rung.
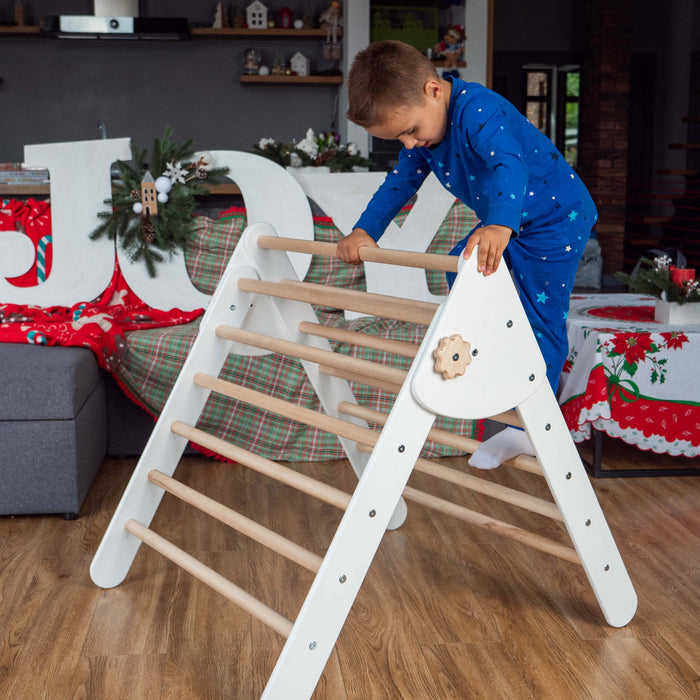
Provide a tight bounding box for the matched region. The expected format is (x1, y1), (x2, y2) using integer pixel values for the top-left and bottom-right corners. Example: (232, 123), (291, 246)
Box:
(337, 401), (539, 475)
(401, 488), (579, 564)
(256, 234), (460, 273)
(237, 277), (436, 326)
(193, 373), (551, 520)
(125, 519), (294, 638)
(299, 320), (420, 359)
(215, 325), (408, 387)
(352, 443), (558, 520)
(148, 469), (323, 572)
(284, 278), (440, 313)
(171, 420), (352, 510)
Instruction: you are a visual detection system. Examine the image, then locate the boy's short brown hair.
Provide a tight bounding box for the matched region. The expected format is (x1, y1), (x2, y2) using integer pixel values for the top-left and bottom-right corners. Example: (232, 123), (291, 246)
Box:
(347, 40), (438, 128)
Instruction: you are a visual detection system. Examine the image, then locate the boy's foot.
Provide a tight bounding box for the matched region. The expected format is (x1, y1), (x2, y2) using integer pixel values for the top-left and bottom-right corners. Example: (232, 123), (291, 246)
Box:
(468, 426), (536, 470)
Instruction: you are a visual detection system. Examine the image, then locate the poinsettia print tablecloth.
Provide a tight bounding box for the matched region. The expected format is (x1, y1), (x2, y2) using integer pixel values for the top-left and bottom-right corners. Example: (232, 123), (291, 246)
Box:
(558, 293), (700, 457)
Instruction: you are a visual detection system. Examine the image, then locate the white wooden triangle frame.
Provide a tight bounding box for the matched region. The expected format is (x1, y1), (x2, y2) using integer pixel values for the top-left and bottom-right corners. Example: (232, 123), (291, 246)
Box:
(91, 222), (637, 699)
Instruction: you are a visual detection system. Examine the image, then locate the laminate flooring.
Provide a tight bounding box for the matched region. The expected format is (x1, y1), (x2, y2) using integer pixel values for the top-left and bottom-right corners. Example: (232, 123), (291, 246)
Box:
(0, 440), (698, 699)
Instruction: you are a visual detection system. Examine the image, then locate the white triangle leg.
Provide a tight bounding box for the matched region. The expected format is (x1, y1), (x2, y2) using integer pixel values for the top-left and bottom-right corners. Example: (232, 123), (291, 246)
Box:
(517, 382), (638, 627)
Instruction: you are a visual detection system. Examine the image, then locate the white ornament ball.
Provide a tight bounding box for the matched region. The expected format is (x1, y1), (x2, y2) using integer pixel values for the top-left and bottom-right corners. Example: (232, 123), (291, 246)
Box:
(293, 19), (304, 29)
(155, 175), (172, 194)
(157, 192), (169, 204)
(132, 202), (143, 214)
(258, 65), (270, 76)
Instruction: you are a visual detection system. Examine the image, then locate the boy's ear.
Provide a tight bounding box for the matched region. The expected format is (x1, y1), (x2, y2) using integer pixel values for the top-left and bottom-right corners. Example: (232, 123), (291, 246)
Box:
(424, 78), (443, 100)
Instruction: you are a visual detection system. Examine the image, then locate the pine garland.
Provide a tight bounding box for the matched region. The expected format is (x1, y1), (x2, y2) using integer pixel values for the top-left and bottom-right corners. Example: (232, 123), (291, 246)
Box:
(615, 256), (699, 305)
(90, 126), (229, 277)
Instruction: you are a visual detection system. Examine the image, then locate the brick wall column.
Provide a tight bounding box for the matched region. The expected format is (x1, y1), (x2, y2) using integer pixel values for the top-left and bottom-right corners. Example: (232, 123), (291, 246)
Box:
(578, 0), (633, 274)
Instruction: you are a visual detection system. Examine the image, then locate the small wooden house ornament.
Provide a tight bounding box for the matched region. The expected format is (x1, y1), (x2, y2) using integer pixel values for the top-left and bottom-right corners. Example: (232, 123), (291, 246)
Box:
(290, 51), (310, 77)
(246, 0), (268, 29)
(141, 170), (158, 217)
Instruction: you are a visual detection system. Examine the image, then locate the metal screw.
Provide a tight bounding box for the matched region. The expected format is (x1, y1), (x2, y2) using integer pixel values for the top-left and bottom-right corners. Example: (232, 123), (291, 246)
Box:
(545, 423), (551, 431)
(339, 575), (347, 584)
(229, 304), (236, 311)
(309, 641), (317, 650)
(471, 348), (478, 356)
(369, 509), (376, 518)
(565, 472), (572, 480)
(529, 374), (535, 382)
(604, 564), (610, 572)
(585, 519), (591, 526)
(506, 320), (513, 328)
(398, 444), (405, 453)
(452, 353), (460, 361)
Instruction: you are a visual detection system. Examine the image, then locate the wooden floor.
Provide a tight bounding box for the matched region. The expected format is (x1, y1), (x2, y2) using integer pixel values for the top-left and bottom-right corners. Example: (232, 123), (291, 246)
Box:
(0, 441), (699, 699)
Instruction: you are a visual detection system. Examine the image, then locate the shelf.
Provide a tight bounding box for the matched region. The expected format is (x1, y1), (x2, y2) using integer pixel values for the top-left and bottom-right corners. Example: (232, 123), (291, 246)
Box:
(190, 27), (341, 39)
(0, 26), (342, 40)
(240, 74), (342, 85)
(0, 25), (41, 35)
(0, 184), (50, 195)
(0, 183), (241, 196)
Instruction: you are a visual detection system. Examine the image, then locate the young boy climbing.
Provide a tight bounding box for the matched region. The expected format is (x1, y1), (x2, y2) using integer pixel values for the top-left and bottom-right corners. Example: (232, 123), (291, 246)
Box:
(337, 40), (597, 469)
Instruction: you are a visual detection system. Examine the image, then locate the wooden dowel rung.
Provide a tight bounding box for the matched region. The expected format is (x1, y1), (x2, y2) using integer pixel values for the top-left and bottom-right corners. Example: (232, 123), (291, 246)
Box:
(298, 321), (419, 359)
(215, 326), (408, 387)
(318, 365), (402, 395)
(125, 519), (294, 638)
(338, 401), (541, 476)
(401, 487), (579, 564)
(489, 410), (523, 428)
(256, 235), (459, 273)
(171, 420), (352, 511)
(192, 373), (381, 450)
(237, 277), (435, 326)
(353, 443), (559, 521)
(284, 278), (439, 313)
(148, 470), (322, 572)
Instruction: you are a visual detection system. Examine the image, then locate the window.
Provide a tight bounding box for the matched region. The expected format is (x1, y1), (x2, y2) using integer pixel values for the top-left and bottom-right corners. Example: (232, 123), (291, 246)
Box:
(523, 65), (580, 168)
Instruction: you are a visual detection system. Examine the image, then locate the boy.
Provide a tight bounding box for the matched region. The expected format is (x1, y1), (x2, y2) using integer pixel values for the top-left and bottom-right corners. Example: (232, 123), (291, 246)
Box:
(337, 40), (597, 469)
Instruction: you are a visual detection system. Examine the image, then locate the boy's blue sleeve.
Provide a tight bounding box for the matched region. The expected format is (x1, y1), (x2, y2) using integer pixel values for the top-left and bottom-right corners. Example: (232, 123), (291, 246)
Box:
(354, 149), (430, 241)
(466, 96), (529, 234)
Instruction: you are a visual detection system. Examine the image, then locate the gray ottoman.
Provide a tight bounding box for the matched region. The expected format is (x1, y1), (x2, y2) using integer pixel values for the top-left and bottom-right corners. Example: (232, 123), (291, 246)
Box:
(0, 344), (107, 518)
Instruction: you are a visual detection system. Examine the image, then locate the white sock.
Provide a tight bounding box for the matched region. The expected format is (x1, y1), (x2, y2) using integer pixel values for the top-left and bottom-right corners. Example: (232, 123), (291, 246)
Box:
(468, 427), (536, 470)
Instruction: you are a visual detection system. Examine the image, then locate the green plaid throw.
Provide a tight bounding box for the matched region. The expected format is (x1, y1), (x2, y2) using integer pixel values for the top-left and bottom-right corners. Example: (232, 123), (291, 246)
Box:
(114, 202), (483, 461)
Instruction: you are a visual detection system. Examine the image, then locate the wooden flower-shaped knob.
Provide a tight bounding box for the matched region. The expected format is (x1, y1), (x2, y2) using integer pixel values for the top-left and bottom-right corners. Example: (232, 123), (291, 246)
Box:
(433, 334), (472, 379)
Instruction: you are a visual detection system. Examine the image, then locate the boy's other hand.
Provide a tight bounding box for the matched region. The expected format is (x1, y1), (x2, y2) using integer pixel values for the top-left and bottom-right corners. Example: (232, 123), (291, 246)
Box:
(462, 224), (513, 276)
(336, 228), (378, 265)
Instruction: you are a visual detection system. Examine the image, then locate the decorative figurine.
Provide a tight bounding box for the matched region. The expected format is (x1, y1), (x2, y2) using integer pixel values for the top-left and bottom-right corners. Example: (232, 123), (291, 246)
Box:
(243, 47), (261, 74)
(319, 0), (342, 61)
(279, 6), (292, 29)
(434, 25), (465, 71)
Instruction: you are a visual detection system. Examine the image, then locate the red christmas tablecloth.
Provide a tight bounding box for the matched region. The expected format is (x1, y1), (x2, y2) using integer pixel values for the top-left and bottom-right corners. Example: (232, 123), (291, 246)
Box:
(558, 293), (700, 457)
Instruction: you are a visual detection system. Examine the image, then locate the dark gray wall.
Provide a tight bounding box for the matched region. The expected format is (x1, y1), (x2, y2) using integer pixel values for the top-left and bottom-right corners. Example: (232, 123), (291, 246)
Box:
(0, 0), (338, 161)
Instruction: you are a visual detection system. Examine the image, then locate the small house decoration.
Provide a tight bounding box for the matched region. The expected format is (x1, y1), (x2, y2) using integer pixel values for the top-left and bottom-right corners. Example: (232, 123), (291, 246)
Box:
(140, 171), (158, 217)
(246, 0), (268, 29)
(290, 51), (310, 77)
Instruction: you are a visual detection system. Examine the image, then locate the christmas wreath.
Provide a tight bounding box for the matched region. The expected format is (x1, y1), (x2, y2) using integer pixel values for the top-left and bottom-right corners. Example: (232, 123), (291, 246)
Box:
(90, 126), (229, 277)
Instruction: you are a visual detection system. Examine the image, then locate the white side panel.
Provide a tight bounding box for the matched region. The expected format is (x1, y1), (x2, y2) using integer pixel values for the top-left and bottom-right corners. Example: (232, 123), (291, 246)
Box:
(411, 252), (546, 419)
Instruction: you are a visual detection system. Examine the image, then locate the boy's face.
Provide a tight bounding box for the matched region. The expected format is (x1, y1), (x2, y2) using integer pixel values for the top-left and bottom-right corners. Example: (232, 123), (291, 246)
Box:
(367, 79), (449, 150)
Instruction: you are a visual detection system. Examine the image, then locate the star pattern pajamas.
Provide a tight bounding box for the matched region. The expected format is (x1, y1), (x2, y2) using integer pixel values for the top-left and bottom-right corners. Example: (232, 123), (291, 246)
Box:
(355, 77), (597, 392)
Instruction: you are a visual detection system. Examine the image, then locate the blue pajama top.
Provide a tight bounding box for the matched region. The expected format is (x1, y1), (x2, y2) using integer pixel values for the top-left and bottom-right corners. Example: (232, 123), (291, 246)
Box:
(355, 77), (595, 242)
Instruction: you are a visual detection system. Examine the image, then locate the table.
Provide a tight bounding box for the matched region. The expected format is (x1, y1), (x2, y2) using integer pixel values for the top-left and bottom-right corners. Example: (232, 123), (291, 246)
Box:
(558, 293), (700, 476)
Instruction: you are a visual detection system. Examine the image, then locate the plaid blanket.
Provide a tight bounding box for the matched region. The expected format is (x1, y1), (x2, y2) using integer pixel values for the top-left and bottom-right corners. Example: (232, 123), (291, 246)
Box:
(115, 202), (484, 461)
